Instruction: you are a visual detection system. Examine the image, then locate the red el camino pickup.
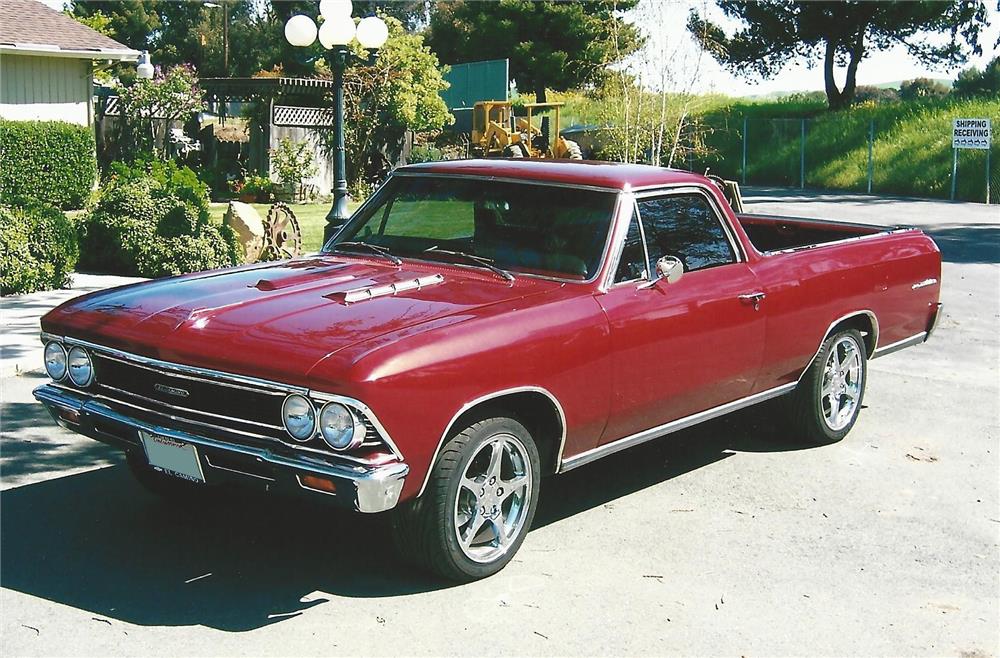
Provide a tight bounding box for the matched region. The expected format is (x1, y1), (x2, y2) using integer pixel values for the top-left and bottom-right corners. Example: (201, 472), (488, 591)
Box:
(35, 160), (942, 581)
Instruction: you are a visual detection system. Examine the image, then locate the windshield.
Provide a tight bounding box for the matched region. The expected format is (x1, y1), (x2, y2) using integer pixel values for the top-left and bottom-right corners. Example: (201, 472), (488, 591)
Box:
(326, 176), (619, 280)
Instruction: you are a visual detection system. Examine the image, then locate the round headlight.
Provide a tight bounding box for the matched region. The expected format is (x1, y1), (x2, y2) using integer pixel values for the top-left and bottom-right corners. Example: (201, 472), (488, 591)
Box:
(44, 342), (67, 381)
(319, 402), (364, 451)
(66, 346), (94, 387)
(282, 394), (316, 442)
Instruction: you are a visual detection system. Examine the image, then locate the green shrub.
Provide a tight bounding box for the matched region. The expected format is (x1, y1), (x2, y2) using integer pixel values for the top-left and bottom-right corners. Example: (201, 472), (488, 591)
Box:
(79, 162), (240, 277)
(409, 145), (444, 163)
(0, 120), (97, 209)
(1, 200), (80, 295)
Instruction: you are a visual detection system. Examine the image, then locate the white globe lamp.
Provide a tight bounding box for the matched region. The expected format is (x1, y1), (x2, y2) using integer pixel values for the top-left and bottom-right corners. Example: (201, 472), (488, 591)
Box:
(319, 15), (356, 49)
(284, 15), (317, 47)
(356, 16), (389, 50)
(320, 0), (353, 20)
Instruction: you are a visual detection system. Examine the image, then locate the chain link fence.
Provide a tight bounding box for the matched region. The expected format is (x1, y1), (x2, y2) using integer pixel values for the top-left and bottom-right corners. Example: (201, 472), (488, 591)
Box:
(695, 113), (997, 204)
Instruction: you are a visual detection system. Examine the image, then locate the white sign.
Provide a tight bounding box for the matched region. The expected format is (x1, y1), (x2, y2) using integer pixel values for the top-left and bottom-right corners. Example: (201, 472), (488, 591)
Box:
(952, 118), (991, 150)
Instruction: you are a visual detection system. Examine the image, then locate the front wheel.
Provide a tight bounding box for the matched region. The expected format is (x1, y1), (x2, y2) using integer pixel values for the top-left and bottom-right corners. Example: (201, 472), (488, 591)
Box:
(391, 415), (540, 582)
(787, 328), (868, 444)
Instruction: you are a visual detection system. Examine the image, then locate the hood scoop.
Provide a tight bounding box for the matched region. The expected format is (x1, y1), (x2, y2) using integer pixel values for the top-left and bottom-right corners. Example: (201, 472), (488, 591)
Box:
(329, 274), (445, 305)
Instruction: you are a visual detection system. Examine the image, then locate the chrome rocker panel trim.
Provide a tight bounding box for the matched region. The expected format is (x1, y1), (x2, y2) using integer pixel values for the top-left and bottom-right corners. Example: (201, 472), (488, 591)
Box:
(33, 384), (408, 513)
(871, 332), (928, 359)
(559, 382), (797, 472)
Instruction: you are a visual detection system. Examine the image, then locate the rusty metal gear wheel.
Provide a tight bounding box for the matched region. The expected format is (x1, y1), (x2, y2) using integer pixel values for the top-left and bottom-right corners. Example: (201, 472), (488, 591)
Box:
(260, 202), (303, 261)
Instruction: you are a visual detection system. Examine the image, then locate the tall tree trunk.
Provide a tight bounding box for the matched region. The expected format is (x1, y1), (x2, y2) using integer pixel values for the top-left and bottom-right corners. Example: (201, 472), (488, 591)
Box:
(840, 29), (866, 107)
(823, 38), (845, 110)
(534, 85), (547, 103)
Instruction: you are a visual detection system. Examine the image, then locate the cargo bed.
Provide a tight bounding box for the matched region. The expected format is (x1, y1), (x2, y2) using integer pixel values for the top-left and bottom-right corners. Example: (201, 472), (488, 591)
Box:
(736, 214), (892, 254)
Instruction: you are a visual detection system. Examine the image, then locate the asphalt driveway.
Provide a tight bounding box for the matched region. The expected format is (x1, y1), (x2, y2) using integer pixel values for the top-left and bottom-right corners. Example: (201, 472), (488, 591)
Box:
(2, 189), (997, 657)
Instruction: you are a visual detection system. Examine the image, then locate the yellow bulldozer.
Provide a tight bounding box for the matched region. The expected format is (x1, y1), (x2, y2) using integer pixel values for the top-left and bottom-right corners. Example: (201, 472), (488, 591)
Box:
(472, 100), (583, 160)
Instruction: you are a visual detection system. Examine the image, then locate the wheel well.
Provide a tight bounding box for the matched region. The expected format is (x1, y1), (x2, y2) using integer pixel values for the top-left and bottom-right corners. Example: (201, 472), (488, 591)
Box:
(449, 391), (564, 475)
(828, 312), (878, 358)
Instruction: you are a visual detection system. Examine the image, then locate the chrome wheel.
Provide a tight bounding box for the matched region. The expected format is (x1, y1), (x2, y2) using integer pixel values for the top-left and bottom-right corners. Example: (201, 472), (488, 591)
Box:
(453, 433), (532, 563)
(820, 335), (864, 431)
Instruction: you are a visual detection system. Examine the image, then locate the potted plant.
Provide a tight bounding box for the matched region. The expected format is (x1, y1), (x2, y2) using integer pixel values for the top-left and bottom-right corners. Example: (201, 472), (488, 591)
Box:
(231, 175), (273, 203)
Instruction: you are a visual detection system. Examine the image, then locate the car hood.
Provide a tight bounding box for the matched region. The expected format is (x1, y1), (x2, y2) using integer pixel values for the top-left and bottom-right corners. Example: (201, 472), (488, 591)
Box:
(41, 256), (563, 386)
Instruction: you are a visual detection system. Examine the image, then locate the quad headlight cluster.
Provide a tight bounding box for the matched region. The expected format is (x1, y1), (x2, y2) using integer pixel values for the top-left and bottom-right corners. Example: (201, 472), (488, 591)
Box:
(44, 341), (94, 387)
(281, 393), (365, 451)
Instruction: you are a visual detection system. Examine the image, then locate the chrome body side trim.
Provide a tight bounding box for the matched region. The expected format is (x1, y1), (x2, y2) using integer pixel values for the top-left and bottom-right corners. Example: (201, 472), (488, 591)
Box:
(559, 383), (798, 472)
(871, 332), (927, 359)
(417, 386), (567, 498)
(911, 278), (938, 290)
(33, 384), (408, 513)
(796, 310), (880, 383)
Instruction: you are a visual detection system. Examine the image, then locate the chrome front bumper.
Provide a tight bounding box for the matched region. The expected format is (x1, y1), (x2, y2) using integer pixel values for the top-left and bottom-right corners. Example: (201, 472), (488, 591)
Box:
(33, 384), (408, 513)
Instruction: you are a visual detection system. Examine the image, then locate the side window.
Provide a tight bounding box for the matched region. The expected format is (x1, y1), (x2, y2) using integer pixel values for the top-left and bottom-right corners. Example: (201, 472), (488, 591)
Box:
(637, 194), (736, 273)
(614, 210), (647, 283)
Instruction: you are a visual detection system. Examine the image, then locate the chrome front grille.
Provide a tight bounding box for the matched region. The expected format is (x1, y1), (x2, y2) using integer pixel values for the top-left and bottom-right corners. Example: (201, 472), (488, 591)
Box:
(64, 343), (398, 464)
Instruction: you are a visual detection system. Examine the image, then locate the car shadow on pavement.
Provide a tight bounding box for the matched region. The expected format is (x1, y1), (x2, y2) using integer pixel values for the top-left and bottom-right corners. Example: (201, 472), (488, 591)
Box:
(534, 405), (809, 529)
(1, 405), (811, 632)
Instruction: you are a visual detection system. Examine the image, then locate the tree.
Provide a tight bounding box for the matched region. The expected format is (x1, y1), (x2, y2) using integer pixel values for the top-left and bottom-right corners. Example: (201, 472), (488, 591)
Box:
(425, 0), (643, 103)
(688, 1), (989, 110)
(113, 65), (205, 160)
(326, 17), (453, 193)
(898, 77), (949, 101)
(952, 56), (1000, 97)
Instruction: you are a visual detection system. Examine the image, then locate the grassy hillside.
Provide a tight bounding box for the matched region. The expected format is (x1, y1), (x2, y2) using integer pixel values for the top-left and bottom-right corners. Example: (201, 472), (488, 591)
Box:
(557, 90), (998, 202)
(694, 96), (999, 203)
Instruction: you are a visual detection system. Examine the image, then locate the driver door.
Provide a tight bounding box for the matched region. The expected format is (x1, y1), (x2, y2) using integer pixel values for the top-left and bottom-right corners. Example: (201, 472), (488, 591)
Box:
(596, 189), (766, 443)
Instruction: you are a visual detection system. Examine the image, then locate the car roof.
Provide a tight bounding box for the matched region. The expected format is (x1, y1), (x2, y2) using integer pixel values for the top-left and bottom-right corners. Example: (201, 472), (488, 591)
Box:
(395, 159), (710, 191)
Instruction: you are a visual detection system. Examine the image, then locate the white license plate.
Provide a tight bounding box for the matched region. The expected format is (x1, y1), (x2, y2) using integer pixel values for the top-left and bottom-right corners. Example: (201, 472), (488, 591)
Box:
(139, 431), (205, 483)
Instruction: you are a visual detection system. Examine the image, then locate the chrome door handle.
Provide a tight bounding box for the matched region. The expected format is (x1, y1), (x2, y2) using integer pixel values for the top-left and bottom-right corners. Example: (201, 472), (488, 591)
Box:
(739, 292), (766, 310)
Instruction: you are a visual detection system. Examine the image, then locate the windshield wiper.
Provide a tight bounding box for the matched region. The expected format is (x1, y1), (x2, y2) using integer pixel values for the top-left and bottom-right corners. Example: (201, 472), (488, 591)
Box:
(422, 247), (515, 282)
(331, 241), (402, 265)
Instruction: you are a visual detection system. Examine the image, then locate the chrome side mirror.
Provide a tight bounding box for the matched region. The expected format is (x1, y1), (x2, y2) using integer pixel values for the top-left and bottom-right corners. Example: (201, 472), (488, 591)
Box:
(638, 255), (684, 289)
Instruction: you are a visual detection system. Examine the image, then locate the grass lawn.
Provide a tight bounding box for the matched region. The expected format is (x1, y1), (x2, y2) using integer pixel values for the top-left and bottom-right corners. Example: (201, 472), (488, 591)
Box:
(208, 200), (361, 253)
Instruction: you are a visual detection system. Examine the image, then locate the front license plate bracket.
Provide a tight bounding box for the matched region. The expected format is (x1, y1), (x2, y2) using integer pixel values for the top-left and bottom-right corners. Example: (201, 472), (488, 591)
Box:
(139, 430), (206, 483)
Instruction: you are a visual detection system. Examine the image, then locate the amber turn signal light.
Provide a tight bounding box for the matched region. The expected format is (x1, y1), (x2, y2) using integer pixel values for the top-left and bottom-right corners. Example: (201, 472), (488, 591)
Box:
(300, 474), (336, 493)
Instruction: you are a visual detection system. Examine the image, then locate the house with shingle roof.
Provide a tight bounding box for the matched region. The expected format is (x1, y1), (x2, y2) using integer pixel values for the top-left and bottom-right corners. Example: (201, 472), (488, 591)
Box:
(0, 0), (140, 126)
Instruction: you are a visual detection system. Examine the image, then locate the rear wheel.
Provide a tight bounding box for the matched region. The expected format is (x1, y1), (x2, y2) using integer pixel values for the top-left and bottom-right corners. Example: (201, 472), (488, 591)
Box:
(787, 329), (867, 444)
(391, 415), (540, 582)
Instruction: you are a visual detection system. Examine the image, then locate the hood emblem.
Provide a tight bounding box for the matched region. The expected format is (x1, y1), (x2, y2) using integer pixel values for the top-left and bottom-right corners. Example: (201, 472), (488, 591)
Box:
(154, 383), (190, 398)
(334, 274), (445, 304)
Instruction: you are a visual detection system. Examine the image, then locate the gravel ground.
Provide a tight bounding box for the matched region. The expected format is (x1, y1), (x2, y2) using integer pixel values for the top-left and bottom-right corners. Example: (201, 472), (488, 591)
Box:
(2, 189), (997, 657)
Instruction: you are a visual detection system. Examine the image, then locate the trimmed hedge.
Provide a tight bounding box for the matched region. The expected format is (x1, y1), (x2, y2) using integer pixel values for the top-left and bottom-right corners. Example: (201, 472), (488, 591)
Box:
(0, 120), (97, 210)
(1, 200), (80, 295)
(78, 159), (241, 278)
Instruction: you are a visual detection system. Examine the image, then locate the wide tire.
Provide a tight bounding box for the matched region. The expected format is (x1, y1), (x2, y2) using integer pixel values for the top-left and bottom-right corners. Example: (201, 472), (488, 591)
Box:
(787, 328), (868, 445)
(126, 453), (207, 500)
(390, 415), (541, 582)
(564, 139), (583, 159)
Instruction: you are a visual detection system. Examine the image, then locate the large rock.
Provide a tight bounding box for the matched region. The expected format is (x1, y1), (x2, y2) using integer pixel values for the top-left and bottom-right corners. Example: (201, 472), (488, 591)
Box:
(224, 201), (265, 263)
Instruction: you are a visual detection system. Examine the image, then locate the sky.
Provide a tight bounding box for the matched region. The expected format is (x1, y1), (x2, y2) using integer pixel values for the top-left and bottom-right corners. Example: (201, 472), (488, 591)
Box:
(44, 0), (999, 97)
(631, 0), (1000, 96)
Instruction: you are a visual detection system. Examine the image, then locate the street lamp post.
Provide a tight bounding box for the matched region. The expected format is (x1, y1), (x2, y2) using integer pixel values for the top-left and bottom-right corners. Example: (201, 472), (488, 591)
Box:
(284, 0), (388, 243)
